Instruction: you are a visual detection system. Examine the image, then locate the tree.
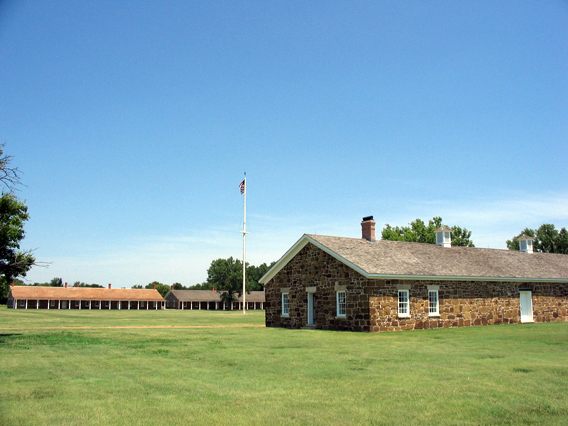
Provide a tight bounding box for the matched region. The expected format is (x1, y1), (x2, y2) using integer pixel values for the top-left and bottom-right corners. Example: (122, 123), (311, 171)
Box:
(0, 194), (36, 302)
(506, 228), (535, 251)
(145, 281), (171, 297)
(186, 282), (212, 290)
(381, 216), (475, 247)
(206, 257), (251, 309)
(51, 277), (63, 287)
(0, 144), (23, 193)
(507, 224), (568, 254)
(246, 262), (276, 291)
(73, 281), (103, 288)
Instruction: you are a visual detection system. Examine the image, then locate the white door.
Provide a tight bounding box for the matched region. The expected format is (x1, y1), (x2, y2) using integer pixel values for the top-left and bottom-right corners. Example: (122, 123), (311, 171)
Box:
(307, 293), (315, 326)
(519, 291), (533, 323)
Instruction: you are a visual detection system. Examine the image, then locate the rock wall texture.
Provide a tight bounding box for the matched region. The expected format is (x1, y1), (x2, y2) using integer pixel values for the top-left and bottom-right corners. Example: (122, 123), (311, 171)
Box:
(264, 243), (568, 332)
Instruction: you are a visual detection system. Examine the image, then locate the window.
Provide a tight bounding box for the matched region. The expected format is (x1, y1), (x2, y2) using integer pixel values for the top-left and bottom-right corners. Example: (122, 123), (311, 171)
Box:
(50, 300), (55, 307)
(336, 291), (346, 317)
(282, 293), (290, 316)
(428, 290), (439, 316)
(398, 290), (409, 317)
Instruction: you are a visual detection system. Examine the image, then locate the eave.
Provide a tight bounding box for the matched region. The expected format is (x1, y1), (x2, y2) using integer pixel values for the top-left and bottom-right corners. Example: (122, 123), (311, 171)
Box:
(259, 234), (568, 285)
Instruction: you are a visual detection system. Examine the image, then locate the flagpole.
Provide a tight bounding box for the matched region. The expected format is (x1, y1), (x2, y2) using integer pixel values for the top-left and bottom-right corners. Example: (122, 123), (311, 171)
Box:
(240, 173), (249, 314)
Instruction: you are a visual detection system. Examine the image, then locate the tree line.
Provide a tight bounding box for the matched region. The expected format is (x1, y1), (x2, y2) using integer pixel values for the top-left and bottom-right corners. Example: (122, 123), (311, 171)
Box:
(131, 260), (276, 299)
(381, 216), (567, 254)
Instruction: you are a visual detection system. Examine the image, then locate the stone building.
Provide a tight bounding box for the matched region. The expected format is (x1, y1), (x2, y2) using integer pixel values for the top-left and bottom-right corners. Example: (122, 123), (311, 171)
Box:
(259, 217), (568, 332)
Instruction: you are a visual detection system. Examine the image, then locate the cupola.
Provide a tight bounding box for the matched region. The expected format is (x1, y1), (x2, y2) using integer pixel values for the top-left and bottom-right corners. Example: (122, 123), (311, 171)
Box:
(434, 226), (452, 247)
(518, 235), (534, 253)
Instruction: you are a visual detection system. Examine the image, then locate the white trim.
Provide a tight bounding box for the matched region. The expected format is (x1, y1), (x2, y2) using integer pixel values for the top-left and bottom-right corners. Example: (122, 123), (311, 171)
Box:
(428, 289), (439, 316)
(336, 290), (346, 317)
(281, 292), (290, 316)
(260, 236), (311, 284)
(398, 289), (410, 317)
(519, 291), (534, 323)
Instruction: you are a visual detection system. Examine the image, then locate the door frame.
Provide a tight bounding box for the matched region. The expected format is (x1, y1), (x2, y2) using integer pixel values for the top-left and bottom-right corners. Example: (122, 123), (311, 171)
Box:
(519, 291), (534, 323)
(306, 287), (316, 326)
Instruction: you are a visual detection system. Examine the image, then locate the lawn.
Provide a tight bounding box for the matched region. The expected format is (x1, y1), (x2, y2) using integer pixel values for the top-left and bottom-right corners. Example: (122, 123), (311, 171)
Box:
(0, 307), (567, 425)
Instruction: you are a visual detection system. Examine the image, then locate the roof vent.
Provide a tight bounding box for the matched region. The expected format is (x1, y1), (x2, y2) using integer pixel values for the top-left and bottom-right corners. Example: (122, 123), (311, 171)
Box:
(518, 235), (534, 253)
(435, 226), (452, 247)
(361, 216), (376, 242)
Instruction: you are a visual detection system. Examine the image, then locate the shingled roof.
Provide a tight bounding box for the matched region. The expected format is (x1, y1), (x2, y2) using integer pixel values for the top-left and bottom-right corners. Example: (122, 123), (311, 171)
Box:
(9, 286), (164, 301)
(260, 234), (568, 283)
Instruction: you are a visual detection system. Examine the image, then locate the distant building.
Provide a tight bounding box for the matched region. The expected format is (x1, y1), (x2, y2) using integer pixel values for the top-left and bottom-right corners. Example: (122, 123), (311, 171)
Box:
(164, 289), (265, 310)
(260, 216), (568, 332)
(7, 283), (165, 310)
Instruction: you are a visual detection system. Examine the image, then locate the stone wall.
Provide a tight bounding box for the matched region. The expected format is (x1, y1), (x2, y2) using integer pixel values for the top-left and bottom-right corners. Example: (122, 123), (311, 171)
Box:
(265, 243), (370, 331)
(264, 242), (568, 332)
(368, 280), (568, 332)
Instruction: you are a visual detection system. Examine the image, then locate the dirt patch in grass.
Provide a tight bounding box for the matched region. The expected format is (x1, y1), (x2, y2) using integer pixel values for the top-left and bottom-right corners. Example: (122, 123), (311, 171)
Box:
(0, 324), (266, 330)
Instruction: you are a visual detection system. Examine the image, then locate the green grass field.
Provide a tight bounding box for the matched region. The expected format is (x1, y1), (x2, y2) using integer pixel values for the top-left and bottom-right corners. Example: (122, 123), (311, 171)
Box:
(1, 307), (567, 425)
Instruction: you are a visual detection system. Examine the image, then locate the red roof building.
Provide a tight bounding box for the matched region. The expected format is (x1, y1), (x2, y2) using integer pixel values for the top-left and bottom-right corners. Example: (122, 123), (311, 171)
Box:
(7, 283), (165, 310)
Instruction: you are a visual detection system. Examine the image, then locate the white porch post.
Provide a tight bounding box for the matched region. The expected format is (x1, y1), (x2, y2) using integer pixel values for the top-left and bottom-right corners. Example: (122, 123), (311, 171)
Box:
(47, 300), (50, 310)
(146, 301), (148, 310)
(14, 299), (17, 310)
(25, 299), (28, 309)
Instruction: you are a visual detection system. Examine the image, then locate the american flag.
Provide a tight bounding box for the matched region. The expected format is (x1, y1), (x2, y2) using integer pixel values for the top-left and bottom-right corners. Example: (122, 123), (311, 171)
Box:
(239, 180), (245, 194)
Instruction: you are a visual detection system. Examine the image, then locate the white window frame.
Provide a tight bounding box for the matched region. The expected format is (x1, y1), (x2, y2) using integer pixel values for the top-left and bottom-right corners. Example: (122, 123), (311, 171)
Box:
(428, 289), (439, 316)
(336, 291), (346, 317)
(398, 289), (410, 317)
(281, 293), (290, 316)
(50, 300), (56, 307)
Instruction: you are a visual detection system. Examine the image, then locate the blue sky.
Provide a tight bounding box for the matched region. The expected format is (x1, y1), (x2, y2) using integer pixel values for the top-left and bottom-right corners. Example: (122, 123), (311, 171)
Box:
(1, 1), (567, 287)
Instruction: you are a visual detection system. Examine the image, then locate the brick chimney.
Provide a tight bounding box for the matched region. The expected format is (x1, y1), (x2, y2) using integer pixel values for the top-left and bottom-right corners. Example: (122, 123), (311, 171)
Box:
(153, 284), (156, 290)
(108, 283), (112, 289)
(212, 286), (216, 292)
(361, 216), (376, 242)
(171, 285), (174, 290)
(65, 282), (68, 288)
